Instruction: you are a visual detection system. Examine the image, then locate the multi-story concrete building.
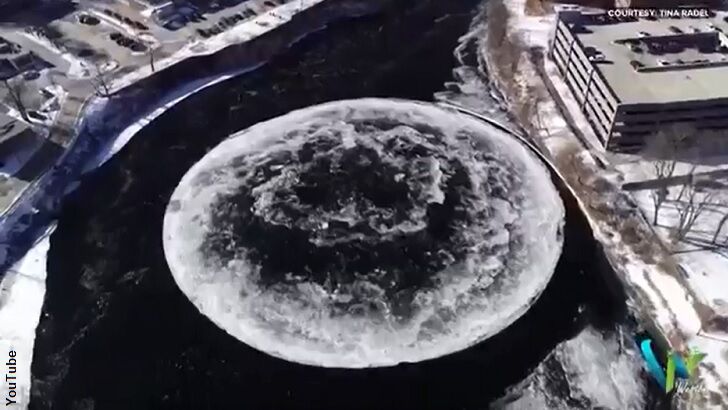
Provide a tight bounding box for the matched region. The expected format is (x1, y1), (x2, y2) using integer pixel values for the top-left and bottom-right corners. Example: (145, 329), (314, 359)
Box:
(550, 8), (728, 151)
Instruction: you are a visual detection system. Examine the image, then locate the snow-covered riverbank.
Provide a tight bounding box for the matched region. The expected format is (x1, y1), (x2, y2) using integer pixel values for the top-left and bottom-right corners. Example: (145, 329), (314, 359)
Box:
(0, 228), (51, 407)
(0, 1), (386, 406)
(0, 73), (234, 407)
(479, 0), (728, 407)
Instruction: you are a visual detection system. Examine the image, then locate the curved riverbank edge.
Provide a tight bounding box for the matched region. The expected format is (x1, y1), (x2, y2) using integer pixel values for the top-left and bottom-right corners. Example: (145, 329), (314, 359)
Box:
(0, 0), (388, 273)
(0, 2), (388, 407)
(480, 0), (728, 407)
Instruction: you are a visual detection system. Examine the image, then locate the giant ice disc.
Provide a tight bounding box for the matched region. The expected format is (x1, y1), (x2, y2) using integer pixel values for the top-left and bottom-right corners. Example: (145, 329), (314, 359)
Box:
(163, 99), (565, 368)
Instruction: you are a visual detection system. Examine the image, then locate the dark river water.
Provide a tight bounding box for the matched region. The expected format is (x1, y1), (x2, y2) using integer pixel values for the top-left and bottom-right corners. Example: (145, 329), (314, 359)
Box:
(29, 1), (667, 409)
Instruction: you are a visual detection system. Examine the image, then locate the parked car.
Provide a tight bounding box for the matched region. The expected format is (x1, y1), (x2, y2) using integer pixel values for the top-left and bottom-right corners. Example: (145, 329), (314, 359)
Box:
(130, 42), (147, 53)
(23, 70), (40, 81)
(163, 19), (186, 31)
(154, 2), (201, 30)
(77, 13), (100, 25)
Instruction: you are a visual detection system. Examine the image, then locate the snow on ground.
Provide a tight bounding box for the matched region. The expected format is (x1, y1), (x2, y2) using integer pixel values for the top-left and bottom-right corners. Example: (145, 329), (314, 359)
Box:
(619, 255), (702, 336)
(89, 9), (148, 42)
(693, 333), (728, 402)
(0, 228), (52, 409)
(64, 55), (91, 80)
(91, 0), (352, 168)
(0, 3), (339, 406)
(89, 62), (263, 170)
(35, 84), (67, 128)
(176, 0), (324, 58)
(110, 0), (327, 93)
(488, 0), (728, 405)
(140, 7), (155, 19)
(17, 31), (88, 79)
(0, 100), (113, 410)
(615, 161), (728, 396)
(686, 251), (728, 314)
(509, 1), (552, 49)
(495, 0), (577, 155)
(616, 157), (728, 318)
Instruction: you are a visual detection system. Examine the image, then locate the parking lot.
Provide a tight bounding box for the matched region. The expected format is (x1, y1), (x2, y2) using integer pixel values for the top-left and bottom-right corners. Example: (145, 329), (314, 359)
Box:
(2, 0), (303, 87)
(148, 0), (294, 40)
(0, 0), (313, 215)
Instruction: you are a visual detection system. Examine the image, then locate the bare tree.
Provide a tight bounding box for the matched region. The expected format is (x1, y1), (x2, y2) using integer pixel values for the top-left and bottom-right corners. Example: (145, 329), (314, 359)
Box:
(674, 183), (714, 242)
(91, 63), (111, 97)
(712, 209), (728, 245)
(134, 32), (156, 73)
(650, 186), (669, 226)
(642, 126), (687, 225)
(148, 47), (156, 73)
(2, 78), (30, 121)
(710, 197), (728, 245)
(674, 164), (698, 204)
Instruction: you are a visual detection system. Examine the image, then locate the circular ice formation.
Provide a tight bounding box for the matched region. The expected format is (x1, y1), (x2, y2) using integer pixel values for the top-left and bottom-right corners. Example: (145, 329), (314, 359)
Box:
(163, 99), (565, 368)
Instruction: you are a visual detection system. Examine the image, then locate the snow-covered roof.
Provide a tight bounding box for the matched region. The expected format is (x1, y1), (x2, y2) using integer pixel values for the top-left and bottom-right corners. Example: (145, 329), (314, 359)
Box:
(560, 10), (728, 104)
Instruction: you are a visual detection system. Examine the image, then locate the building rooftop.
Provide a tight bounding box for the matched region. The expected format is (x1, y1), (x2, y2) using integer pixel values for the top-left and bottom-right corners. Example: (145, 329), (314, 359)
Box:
(562, 10), (728, 104)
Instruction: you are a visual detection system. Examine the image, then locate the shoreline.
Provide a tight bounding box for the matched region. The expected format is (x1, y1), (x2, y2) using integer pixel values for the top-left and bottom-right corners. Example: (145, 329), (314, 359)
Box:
(0, 1), (387, 407)
(481, 0), (728, 407)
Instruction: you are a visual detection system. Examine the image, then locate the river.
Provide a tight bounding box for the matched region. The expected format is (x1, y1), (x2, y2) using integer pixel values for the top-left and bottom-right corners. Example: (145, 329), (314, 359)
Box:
(30, 1), (666, 409)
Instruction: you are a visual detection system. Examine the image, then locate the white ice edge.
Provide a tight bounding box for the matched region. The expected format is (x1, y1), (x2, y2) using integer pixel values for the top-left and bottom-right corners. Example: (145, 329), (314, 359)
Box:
(163, 98), (566, 368)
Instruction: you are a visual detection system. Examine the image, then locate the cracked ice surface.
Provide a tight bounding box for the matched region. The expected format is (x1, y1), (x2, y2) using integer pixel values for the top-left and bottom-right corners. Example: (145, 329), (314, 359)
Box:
(163, 98), (565, 368)
(492, 327), (646, 410)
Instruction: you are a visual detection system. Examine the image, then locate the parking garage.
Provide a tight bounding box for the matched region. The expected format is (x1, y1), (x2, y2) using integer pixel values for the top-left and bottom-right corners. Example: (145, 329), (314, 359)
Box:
(550, 9), (728, 151)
